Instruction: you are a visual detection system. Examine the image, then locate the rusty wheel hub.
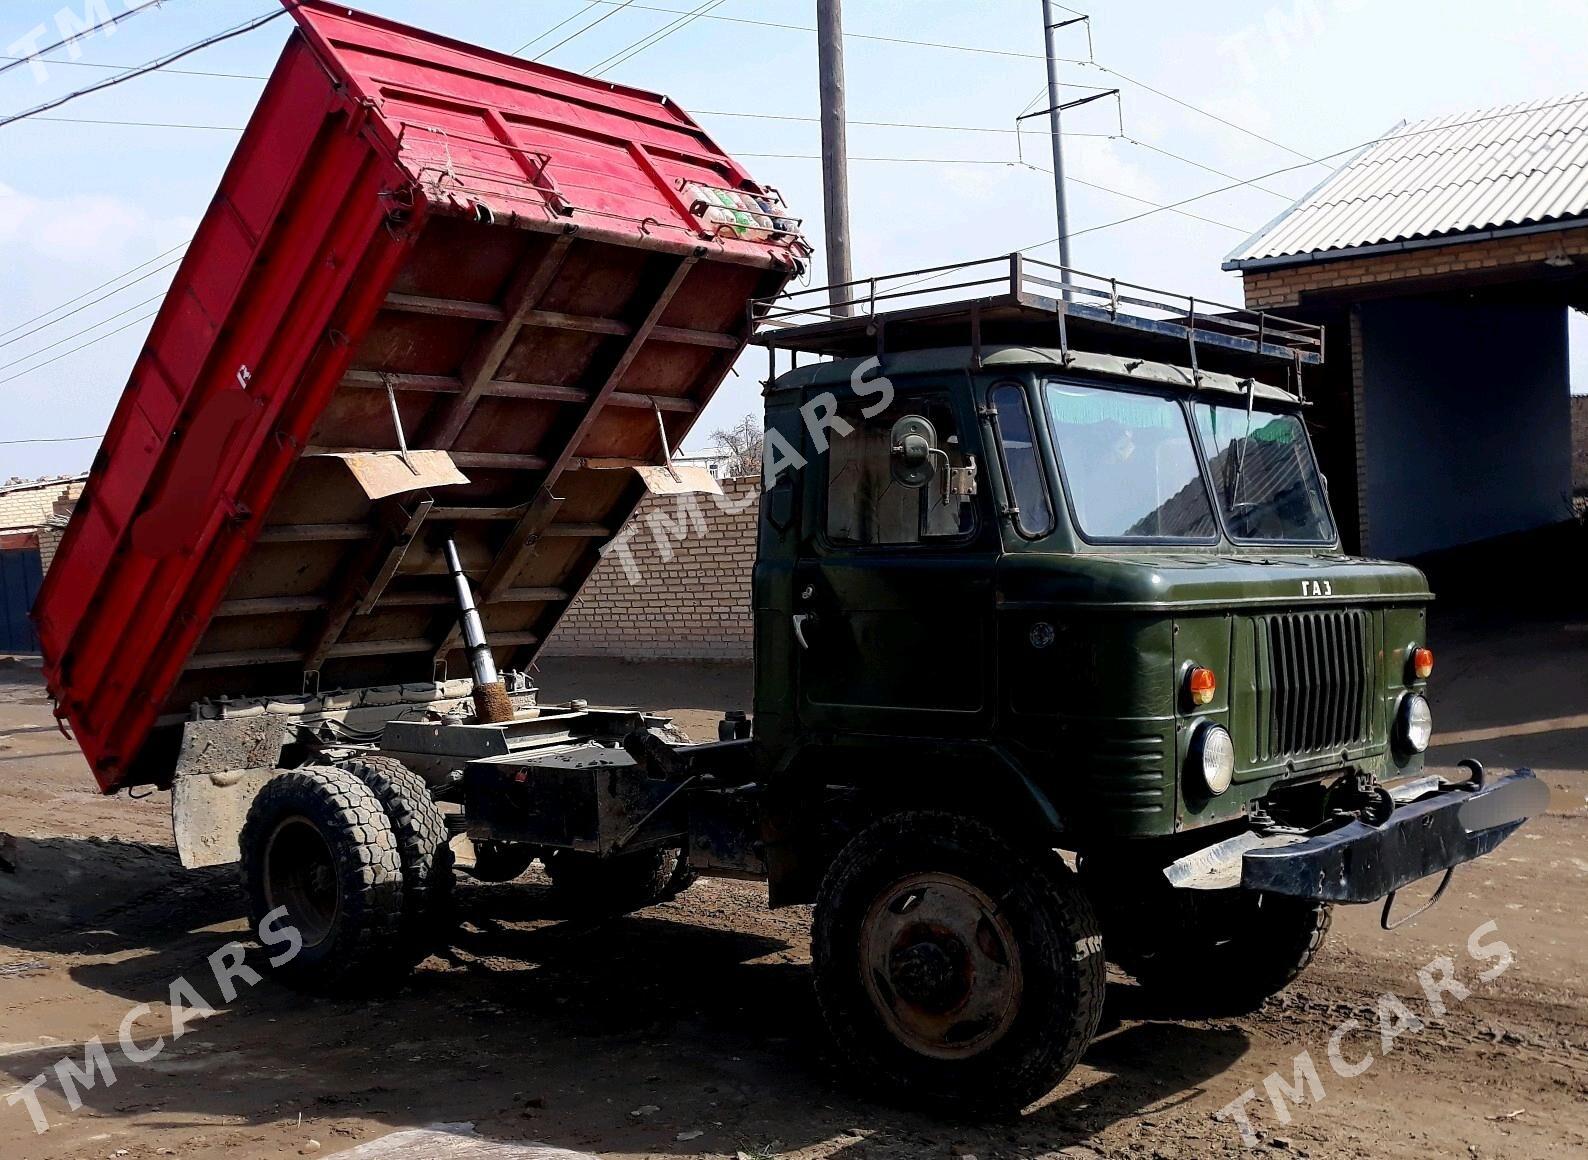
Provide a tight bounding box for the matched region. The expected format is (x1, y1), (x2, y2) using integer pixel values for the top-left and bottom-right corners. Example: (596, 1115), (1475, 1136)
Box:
(860, 872), (1023, 1059)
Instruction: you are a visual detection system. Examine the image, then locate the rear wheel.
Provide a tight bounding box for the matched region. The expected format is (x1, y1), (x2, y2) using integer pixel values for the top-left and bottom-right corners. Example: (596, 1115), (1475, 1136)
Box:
(542, 846), (695, 915)
(239, 768), (405, 992)
(335, 756), (453, 963)
(1083, 855), (1330, 1013)
(811, 812), (1105, 1116)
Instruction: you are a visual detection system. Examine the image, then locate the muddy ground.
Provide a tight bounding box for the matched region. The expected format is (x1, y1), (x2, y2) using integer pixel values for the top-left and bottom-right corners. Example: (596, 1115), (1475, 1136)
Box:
(0, 612), (1584, 1159)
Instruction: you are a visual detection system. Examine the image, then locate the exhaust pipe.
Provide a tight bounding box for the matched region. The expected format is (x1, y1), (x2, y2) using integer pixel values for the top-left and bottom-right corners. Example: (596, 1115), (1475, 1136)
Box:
(443, 538), (514, 724)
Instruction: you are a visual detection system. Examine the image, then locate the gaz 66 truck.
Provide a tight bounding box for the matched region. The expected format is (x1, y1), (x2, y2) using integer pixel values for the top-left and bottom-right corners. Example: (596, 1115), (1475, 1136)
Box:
(33, 1), (1546, 1116)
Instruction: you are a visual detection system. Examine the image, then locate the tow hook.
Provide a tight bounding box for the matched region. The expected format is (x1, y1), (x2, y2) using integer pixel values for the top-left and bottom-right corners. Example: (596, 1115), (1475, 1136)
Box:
(1379, 762), (1484, 930)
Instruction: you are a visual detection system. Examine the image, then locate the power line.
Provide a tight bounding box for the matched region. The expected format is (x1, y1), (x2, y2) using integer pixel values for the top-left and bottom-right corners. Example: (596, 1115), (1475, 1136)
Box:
(0, 434), (101, 447)
(1087, 61), (1321, 165)
(1118, 136), (1295, 200)
(20, 114), (245, 131)
(694, 107), (1111, 136)
(535, 0), (637, 61)
(572, 0), (1321, 168)
(0, 0), (172, 78)
(579, 0), (1065, 62)
(735, 152), (1250, 234)
(0, 53), (267, 81)
(1023, 93), (1588, 249)
(0, 311), (158, 387)
(0, 293), (165, 375)
(0, 7), (288, 131)
(0, 243), (185, 341)
(0, 260), (182, 351)
(591, 0), (727, 77)
(18, 107), (1123, 140)
(513, 1), (600, 55)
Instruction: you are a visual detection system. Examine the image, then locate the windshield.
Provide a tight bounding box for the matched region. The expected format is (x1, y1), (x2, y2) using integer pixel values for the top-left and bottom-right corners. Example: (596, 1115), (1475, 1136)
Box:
(1192, 402), (1335, 543)
(1044, 382), (1216, 540)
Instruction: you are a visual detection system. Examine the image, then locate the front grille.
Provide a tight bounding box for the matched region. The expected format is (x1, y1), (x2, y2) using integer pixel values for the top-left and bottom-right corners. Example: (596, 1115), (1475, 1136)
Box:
(1256, 610), (1370, 758)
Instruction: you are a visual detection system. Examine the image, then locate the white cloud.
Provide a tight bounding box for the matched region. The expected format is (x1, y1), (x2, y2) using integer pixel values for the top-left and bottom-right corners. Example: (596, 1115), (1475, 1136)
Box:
(0, 181), (192, 267)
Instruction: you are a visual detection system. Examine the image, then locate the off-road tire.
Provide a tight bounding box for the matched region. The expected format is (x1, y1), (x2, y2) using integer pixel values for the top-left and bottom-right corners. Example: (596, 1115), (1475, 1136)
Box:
(811, 811), (1106, 1116)
(467, 840), (537, 883)
(239, 768), (405, 992)
(1082, 856), (1331, 1013)
(335, 755), (454, 962)
(542, 846), (695, 915)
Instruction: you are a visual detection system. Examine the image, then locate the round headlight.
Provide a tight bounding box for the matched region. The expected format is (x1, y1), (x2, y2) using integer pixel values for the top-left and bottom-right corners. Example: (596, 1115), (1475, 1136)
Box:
(1193, 723), (1236, 795)
(1397, 693), (1432, 753)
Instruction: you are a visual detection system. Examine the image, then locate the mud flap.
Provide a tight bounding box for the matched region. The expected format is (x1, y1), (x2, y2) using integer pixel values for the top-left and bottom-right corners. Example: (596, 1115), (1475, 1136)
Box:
(172, 767), (281, 869)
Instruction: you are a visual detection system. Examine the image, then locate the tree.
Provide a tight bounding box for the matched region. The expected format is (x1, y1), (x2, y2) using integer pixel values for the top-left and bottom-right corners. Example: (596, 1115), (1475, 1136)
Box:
(711, 413), (763, 479)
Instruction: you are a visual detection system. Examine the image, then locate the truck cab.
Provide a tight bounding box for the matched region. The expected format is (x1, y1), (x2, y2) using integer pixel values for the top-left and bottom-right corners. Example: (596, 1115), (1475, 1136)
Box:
(749, 261), (1439, 888)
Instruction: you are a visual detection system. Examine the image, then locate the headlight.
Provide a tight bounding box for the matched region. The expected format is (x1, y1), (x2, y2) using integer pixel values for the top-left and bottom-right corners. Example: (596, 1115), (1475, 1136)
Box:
(1191, 723), (1235, 795)
(1396, 693), (1432, 753)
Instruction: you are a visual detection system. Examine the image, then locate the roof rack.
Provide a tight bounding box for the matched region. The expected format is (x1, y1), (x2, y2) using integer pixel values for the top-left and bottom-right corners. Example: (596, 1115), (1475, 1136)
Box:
(750, 253), (1324, 380)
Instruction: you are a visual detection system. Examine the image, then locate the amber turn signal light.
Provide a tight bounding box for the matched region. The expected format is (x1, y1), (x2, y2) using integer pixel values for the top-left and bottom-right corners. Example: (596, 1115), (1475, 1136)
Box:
(1412, 647), (1434, 680)
(1187, 666), (1216, 706)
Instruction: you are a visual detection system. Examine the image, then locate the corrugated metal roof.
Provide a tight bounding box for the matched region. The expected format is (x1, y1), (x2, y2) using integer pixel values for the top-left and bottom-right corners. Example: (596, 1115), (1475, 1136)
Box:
(1226, 93), (1588, 267)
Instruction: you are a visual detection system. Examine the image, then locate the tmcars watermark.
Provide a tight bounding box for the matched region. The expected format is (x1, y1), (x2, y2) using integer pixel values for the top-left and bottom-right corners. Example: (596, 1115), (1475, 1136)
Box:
(7, 1), (163, 84)
(601, 356), (896, 585)
(1216, 0), (1371, 85)
(4, 907), (302, 1134)
(1215, 919), (1515, 1147)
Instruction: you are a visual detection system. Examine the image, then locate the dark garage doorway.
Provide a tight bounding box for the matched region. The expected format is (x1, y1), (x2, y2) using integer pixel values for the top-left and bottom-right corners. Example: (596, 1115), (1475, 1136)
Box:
(0, 547), (44, 654)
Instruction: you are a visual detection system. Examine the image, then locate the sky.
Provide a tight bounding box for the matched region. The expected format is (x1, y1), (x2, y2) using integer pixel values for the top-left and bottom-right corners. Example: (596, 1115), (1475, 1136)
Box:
(2, 0), (1586, 481)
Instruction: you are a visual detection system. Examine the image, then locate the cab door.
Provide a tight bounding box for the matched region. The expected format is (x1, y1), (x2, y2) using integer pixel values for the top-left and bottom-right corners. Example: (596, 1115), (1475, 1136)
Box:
(792, 384), (998, 739)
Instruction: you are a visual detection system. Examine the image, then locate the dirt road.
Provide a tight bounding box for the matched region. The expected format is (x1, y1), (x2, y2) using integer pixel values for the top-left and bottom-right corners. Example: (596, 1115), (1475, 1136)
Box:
(1, 618), (1584, 1159)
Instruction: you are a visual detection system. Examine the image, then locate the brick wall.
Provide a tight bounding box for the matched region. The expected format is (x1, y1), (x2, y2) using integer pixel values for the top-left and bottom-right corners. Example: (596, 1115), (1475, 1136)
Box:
(543, 475), (759, 661)
(1240, 226), (1588, 309)
(0, 476), (84, 571)
(1574, 394), (1588, 494)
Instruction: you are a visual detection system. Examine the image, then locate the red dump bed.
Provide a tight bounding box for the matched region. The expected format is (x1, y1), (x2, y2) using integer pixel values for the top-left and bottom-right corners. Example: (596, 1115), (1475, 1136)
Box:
(33, 1), (802, 792)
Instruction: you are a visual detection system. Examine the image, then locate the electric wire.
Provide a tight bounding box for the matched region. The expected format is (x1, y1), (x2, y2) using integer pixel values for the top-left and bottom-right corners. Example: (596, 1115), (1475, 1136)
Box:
(578, 0), (1066, 62)
(0, 0), (172, 78)
(1059, 93), (1588, 243)
(0, 53), (267, 81)
(1087, 61), (1321, 164)
(23, 114), (246, 131)
(590, 0), (728, 77)
(513, 1), (601, 55)
(0, 293), (165, 376)
(0, 260), (183, 351)
(0, 7), (289, 131)
(0, 311), (158, 387)
(534, 0), (637, 61)
(0, 434), (101, 446)
(0, 243), (185, 341)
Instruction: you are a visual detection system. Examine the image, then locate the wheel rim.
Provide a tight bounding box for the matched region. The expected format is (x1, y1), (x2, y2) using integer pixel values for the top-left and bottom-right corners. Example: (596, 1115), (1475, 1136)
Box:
(263, 816), (342, 948)
(859, 871), (1024, 1060)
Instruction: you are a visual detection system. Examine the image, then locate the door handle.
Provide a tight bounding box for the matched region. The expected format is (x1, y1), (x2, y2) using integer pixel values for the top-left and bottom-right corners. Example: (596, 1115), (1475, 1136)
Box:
(792, 612), (817, 650)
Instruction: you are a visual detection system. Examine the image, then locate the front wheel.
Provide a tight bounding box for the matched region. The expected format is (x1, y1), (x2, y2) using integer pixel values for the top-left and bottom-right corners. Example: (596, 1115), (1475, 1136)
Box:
(1083, 855), (1330, 1013)
(811, 812), (1105, 1116)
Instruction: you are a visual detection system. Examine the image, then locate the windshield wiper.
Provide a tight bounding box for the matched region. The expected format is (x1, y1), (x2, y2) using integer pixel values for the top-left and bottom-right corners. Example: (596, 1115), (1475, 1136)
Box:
(1227, 377), (1258, 511)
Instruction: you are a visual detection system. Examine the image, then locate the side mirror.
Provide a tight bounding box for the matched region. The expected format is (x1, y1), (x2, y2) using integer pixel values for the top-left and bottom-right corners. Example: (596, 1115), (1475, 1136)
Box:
(889, 415), (938, 487)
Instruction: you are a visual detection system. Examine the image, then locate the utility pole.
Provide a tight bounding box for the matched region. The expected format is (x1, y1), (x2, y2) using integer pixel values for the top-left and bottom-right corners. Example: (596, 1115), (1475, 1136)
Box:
(816, 0), (853, 315)
(1040, 0), (1073, 274)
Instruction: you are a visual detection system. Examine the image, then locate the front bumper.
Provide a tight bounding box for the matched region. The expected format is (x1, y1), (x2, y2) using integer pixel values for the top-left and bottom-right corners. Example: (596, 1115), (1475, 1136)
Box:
(1241, 767), (1549, 904)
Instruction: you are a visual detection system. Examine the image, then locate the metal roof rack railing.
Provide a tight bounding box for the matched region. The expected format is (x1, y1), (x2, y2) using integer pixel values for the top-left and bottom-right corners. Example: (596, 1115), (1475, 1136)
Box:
(750, 252), (1325, 373)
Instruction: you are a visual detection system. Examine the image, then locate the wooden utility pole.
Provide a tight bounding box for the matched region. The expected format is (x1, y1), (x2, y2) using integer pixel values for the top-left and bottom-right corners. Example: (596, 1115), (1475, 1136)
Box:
(817, 0), (853, 315)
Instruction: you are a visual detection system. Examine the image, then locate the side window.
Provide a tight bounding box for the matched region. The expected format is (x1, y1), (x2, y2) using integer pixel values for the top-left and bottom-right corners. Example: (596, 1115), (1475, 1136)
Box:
(990, 383), (1054, 537)
(825, 393), (976, 546)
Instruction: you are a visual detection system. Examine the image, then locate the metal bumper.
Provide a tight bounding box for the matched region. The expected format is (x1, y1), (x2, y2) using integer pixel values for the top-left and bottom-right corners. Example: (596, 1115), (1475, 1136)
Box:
(1242, 767), (1550, 904)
